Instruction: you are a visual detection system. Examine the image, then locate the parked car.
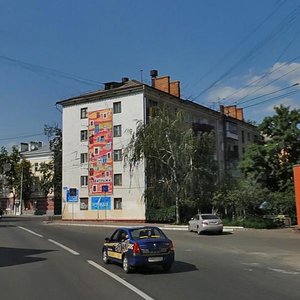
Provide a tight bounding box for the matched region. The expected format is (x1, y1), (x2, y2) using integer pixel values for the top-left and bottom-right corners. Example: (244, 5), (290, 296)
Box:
(188, 214), (223, 234)
(102, 226), (175, 273)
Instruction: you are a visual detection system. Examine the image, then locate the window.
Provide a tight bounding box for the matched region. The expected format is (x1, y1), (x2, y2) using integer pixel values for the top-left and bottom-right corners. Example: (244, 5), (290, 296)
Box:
(80, 176), (88, 186)
(80, 107), (88, 119)
(248, 132), (251, 141)
(80, 198), (88, 210)
(114, 198), (122, 210)
(113, 102), (121, 114)
(241, 131), (245, 143)
(114, 174), (122, 186)
(34, 163), (39, 172)
(113, 149), (122, 161)
(80, 153), (88, 164)
(80, 130), (88, 141)
(113, 125), (122, 137)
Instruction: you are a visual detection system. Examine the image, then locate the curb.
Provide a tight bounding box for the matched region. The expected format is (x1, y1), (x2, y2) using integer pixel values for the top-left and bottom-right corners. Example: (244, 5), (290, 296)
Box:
(44, 221), (244, 232)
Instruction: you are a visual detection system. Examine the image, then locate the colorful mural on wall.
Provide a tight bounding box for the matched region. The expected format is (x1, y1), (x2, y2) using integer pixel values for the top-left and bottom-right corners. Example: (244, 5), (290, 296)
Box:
(88, 109), (113, 196)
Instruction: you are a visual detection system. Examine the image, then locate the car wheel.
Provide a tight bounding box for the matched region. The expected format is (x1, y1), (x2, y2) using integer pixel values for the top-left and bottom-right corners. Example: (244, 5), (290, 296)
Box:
(217, 229), (223, 235)
(102, 249), (110, 264)
(162, 263), (172, 272)
(197, 226), (201, 235)
(188, 224), (192, 232)
(123, 255), (132, 273)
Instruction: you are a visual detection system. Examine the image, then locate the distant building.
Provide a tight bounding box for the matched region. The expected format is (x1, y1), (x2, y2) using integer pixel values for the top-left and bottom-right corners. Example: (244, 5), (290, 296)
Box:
(20, 141), (54, 214)
(57, 71), (261, 221)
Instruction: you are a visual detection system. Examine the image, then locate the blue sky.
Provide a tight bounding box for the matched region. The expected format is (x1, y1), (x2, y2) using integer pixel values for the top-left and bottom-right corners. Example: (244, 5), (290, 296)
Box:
(1, 0), (300, 149)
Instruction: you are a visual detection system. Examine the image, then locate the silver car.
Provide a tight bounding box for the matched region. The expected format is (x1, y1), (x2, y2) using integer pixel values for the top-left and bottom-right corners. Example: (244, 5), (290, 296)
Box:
(188, 214), (223, 234)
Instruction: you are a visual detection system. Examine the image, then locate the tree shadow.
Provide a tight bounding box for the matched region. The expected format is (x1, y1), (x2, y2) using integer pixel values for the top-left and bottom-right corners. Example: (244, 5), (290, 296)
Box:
(0, 247), (56, 267)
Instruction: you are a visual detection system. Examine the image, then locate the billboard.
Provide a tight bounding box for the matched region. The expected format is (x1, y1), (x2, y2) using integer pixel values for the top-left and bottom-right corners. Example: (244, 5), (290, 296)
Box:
(91, 196), (111, 210)
(88, 109), (113, 195)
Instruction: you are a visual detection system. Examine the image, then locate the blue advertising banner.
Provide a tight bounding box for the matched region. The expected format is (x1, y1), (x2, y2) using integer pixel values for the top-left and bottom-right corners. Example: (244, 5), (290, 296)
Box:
(66, 188), (78, 202)
(91, 196), (111, 210)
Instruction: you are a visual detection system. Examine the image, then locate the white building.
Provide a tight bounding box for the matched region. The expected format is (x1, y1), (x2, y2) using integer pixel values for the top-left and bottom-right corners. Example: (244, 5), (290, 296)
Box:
(57, 71), (260, 221)
(20, 142), (54, 214)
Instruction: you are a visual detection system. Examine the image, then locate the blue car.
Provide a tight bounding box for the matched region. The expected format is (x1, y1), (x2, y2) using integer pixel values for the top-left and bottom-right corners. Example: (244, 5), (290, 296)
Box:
(102, 226), (175, 273)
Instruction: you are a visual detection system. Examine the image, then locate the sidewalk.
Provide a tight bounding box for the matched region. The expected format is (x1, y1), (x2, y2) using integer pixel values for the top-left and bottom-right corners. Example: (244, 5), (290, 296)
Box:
(42, 216), (245, 232)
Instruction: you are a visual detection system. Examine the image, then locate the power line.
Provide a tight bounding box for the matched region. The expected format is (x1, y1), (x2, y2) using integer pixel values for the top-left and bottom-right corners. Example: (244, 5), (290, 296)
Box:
(243, 88), (300, 109)
(0, 55), (104, 87)
(235, 63), (300, 104)
(223, 41), (300, 103)
(192, 4), (300, 100)
(0, 133), (44, 141)
(238, 83), (299, 105)
(183, 0), (287, 97)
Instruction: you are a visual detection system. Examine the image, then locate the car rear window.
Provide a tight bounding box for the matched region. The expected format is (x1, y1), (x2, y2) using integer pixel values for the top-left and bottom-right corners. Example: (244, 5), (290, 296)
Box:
(130, 228), (166, 240)
(201, 215), (219, 220)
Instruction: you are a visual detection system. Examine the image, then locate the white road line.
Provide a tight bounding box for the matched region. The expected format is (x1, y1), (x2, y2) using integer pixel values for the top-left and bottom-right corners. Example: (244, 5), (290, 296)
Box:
(268, 268), (300, 275)
(48, 239), (80, 255)
(18, 226), (43, 238)
(87, 260), (154, 300)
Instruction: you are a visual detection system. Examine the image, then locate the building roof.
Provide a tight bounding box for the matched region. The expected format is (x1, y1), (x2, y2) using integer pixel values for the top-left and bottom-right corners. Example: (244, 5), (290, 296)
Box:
(21, 144), (53, 159)
(56, 80), (143, 107)
(56, 78), (258, 129)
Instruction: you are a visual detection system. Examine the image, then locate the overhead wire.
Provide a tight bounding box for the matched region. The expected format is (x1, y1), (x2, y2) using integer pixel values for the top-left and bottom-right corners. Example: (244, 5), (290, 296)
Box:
(192, 4), (300, 100)
(222, 34), (300, 103)
(0, 133), (44, 141)
(236, 63), (300, 104)
(243, 88), (300, 109)
(183, 0), (287, 97)
(238, 83), (299, 105)
(0, 55), (104, 87)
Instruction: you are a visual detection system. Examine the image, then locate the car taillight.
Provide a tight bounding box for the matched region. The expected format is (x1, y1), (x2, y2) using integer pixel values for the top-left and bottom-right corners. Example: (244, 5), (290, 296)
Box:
(169, 241), (175, 251)
(133, 241), (141, 255)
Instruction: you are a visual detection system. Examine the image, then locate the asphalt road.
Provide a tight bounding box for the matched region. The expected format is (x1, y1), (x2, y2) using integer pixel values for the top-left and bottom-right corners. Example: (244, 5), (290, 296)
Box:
(1, 216), (299, 300)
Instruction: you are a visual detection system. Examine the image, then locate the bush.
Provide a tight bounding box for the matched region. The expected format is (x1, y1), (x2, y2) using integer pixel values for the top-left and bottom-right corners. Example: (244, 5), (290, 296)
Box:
(146, 206), (176, 223)
(223, 216), (281, 229)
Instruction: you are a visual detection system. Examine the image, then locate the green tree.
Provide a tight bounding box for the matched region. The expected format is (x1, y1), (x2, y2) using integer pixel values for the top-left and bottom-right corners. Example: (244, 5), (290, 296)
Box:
(239, 105), (300, 217)
(44, 124), (62, 215)
(39, 161), (54, 198)
(240, 105), (300, 192)
(124, 107), (217, 224)
(213, 176), (267, 219)
(14, 159), (33, 207)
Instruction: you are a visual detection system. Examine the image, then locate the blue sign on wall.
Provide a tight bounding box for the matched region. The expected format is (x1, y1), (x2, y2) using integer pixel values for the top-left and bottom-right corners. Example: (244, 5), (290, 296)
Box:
(91, 196), (111, 210)
(66, 188), (78, 202)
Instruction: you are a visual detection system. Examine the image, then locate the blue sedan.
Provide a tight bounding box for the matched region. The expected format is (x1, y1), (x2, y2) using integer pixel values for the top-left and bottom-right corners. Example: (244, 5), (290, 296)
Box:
(102, 226), (175, 273)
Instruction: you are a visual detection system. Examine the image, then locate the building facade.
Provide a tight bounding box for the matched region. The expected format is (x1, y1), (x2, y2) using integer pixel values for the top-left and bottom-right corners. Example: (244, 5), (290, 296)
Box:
(20, 142), (54, 214)
(57, 72), (260, 221)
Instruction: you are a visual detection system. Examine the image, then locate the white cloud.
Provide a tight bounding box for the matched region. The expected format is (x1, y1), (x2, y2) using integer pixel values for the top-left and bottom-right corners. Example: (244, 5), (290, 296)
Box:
(205, 61), (300, 122)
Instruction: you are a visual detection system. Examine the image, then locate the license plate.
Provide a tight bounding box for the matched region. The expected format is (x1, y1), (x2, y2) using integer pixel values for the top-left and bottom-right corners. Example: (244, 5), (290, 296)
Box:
(148, 257), (163, 262)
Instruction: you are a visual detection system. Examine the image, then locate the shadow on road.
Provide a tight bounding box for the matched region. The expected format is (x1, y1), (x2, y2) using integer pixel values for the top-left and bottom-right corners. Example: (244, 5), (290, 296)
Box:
(136, 260), (198, 275)
(0, 247), (56, 268)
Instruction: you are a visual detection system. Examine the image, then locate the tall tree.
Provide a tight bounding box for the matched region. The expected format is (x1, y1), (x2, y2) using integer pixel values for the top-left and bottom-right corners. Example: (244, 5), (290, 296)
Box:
(39, 161), (54, 198)
(44, 124), (62, 214)
(124, 107), (217, 223)
(240, 105), (300, 192)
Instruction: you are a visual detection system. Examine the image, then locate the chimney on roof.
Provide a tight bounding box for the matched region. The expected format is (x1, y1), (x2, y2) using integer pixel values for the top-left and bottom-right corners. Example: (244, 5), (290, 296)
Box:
(223, 105), (244, 121)
(150, 70), (181, 98)
(122, 77), (129, 83)
(19, 143), (29, 152)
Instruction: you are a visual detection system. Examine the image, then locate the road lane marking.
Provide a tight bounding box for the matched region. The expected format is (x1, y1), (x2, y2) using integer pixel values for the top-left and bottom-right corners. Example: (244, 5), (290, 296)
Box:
(48, 239), (80, 255)
(268, 268), (300, 275)
(18, 226), (43, 238)
(87, 260), (154, 300)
